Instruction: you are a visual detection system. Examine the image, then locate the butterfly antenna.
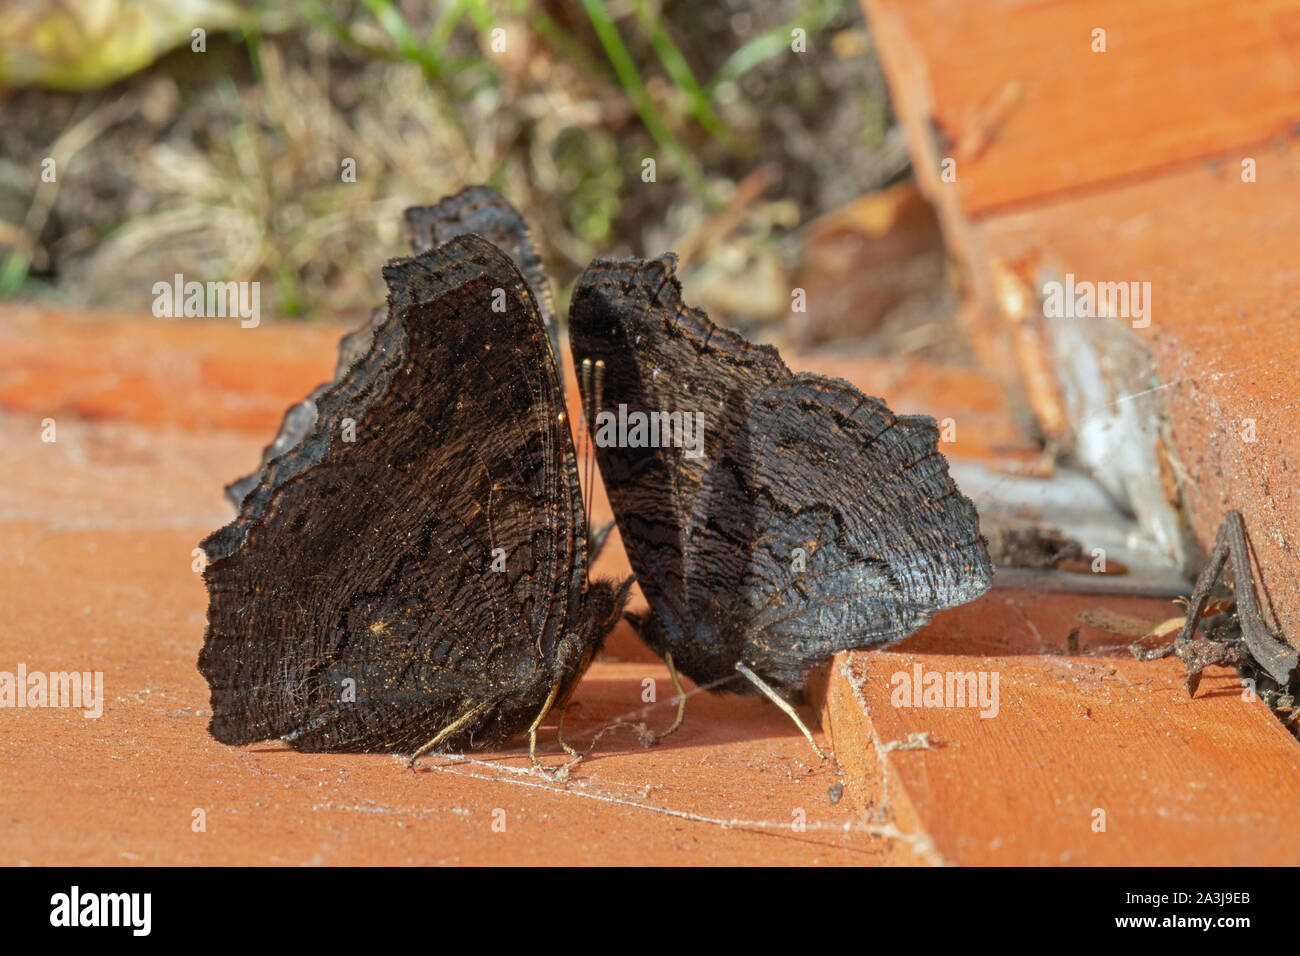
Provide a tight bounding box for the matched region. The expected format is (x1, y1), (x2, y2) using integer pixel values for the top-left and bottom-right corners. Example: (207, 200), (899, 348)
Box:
(578, 358), (592, 541)
(578, 358), (596, 576)
(590, 359), (605, 474)
(590, 360), (606, 553)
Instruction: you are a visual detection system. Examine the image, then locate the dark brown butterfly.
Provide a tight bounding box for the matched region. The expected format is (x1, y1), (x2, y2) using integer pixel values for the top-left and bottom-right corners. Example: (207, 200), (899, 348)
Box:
(199, 227), (629, 762)
(569, 253), (992, 745)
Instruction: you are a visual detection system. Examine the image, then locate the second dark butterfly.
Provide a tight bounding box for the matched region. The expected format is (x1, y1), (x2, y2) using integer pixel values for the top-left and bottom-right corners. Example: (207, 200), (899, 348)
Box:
(569, 253), (993, 712)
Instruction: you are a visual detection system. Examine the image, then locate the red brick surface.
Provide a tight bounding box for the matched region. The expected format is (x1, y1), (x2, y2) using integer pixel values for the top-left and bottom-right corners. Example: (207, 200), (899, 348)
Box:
(864, 0), (1300, 216)
(826, 592), (1300, 865)
(975, 148), (1300, 645)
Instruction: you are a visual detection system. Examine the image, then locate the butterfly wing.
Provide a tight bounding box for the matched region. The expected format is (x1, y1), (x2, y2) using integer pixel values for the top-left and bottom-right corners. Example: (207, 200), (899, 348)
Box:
(226, 186), (554, 508)
(569, 254), (787, 651)
(685, 375), (992, 688)
(570, 254), (991, 690)
(200, 235), (594, 752)
(404, 185), (558, 356)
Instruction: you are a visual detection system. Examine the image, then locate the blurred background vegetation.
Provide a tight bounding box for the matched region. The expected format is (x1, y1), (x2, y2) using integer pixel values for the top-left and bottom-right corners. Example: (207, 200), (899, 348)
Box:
(0, 0), (956, 351)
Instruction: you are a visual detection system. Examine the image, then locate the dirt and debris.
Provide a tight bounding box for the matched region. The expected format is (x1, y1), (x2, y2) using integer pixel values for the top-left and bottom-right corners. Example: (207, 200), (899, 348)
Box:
(981, 513), (1084, 570)
(880, 731), (934, 753)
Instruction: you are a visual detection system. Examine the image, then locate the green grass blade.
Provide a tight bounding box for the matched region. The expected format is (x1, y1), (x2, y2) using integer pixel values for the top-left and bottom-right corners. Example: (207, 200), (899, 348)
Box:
(580, 0), (715, 205)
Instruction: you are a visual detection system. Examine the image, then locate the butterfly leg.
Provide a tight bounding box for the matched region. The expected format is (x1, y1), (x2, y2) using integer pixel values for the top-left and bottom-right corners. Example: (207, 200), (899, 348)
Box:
(406, 701), (490, 769)
(555, 705), (582, 759)
(651, 651), (688, 744)
(735, 662), (827, 761)
(527, 679), (564, 770)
